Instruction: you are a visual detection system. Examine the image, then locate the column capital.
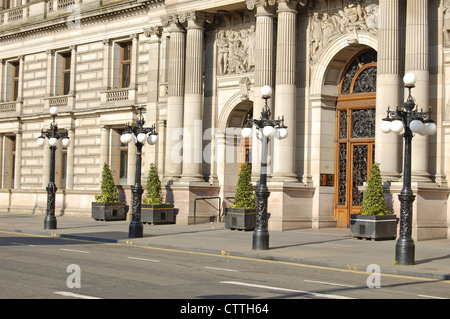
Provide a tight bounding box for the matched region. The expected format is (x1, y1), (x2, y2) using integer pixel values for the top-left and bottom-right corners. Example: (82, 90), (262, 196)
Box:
(144, 26), (163, 38)
(277, 0), (298, 13)
(178, 10), (213, 27)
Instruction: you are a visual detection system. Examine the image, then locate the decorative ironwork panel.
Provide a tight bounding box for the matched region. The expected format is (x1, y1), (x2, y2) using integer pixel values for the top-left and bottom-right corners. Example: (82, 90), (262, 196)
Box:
(352, 145), (368, 206)
(339, 110), (347, 139)
(351, 108), (375, 139)
(338, 143), (347, 206)
(340, 50), (377, 95)
(353, 66), (377, 94)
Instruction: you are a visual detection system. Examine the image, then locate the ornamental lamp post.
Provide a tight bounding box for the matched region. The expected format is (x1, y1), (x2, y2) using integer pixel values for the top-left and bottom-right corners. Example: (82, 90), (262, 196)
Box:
(120, 105), (158, 238)
(241, 85), (288, 250)
(37, 106), (70, 230)
(380, 72), (437, 265)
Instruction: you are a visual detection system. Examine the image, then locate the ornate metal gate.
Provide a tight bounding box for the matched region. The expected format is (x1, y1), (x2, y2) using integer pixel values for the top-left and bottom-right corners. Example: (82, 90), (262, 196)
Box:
(334, 49), (377, 227)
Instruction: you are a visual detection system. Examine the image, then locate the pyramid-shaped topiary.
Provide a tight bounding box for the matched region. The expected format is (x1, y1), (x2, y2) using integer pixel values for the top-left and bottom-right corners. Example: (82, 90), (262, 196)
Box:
(143, 163), (163, 205)
(95, 163), (119, 203)
(232, 162), (256, 209)
(360, 162), (391, 216)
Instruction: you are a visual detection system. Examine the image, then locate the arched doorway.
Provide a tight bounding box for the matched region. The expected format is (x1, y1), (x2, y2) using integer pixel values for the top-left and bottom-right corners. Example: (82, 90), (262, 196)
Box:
(334, 49), (377, 228)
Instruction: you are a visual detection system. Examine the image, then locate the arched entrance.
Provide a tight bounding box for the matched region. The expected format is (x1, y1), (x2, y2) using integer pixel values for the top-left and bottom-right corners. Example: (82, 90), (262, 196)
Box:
(334, 49), (377, 228)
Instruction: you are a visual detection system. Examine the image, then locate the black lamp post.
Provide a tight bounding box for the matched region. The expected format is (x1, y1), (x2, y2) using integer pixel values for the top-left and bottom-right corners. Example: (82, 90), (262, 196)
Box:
(120, 105), (158, 238)
(241, 85), (288, 250)
(380, 73), (437, 265)
(37, 106), (70, 230)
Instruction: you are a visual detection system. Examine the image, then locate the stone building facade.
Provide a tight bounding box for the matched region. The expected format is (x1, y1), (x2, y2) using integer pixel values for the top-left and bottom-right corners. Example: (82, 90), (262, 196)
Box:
(0, 0), (449, 240)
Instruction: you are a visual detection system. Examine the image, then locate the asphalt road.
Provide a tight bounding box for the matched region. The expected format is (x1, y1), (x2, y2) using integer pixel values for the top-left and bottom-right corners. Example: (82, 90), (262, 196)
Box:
(1, 231), (449, 306)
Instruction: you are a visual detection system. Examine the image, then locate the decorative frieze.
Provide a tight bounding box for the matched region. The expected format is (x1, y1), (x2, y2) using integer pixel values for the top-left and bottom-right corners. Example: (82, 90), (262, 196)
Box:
(309, 2), (379, 63)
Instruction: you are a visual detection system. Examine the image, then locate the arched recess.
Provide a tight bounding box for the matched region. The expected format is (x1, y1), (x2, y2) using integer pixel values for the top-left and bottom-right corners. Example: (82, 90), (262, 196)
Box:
(334, 49), (377, 228)
(306, 33), (377, 228)
(217, 92), (253, 197)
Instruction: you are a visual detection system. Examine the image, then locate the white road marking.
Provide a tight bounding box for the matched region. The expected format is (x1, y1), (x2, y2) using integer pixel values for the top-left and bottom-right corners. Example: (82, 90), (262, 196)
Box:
(304, 279), (356, 288)
(9, 242), (35, 247)
(204, 266), (238, 272)
(127, 257), (160, 263)
(59, 248), (90, 254)
(54, 291), (101, 299)
(417, 294), (446, 299)
(220, 281), (354, 299)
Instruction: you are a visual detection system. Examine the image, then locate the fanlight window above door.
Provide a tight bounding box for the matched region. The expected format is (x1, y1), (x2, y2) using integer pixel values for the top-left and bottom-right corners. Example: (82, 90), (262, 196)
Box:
(340, 49), (377, 95)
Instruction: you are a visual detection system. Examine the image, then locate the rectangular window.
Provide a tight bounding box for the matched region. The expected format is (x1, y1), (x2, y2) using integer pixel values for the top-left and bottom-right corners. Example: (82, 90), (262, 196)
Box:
(10, 136), (15, 189)
(118, 130), (128, 185)
(12, 62), (19, 101)
(62, 52), (71, 95)
(60, 150), (67, 190)
(119, 42), (131, 88)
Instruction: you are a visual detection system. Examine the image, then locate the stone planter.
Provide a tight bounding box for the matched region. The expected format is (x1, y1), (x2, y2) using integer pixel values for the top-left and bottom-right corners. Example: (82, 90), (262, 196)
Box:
(141, 203), (175, 224)
(350, 214), (398, 240)
(92, 202), (126, 221)
(224, 208), (256, 231)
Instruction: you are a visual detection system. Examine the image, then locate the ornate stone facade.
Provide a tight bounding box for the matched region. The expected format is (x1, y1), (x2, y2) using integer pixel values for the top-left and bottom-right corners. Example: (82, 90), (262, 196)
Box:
(0, 0), (449, 240)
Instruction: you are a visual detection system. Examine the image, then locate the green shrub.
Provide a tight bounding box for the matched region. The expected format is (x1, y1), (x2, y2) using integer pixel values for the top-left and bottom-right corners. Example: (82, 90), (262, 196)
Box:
(143, 163), (163, 205)
(360, 163), (391, 216)
(232, 162), (256, 209)
(95, 163), (119, 203)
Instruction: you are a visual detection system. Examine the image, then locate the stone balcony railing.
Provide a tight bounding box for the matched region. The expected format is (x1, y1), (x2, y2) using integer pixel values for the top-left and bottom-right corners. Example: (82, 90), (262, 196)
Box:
(100, 87), (136, 108)
(0, 0), (154, 30)
(0, 100), (21, 118)
(43, 94), (74, 114)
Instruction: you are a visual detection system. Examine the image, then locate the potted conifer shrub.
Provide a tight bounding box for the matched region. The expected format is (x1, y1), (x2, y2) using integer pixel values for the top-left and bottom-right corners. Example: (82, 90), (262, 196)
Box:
(141, 163), (175, 224)
(92, 163), (126, 221)
(225, 162), (257, 230)
(350, 163), (398, 240)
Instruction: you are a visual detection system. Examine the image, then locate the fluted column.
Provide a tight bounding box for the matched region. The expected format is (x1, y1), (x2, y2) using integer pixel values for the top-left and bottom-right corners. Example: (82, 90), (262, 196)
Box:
(376, 0), (401, 181)
(405, 0), (430, 182)
(162, 15), (186, 182)
(180, 11), (208, 182)
(272, 0), (298, 182)
(248, 0), (275, 177)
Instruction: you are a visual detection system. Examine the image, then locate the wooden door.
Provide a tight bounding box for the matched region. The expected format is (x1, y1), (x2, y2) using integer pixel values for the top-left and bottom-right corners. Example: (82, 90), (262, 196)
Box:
(333, 49), (377, 228)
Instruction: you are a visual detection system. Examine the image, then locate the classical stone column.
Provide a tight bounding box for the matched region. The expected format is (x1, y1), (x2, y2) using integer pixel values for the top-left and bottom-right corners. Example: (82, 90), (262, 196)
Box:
(405, 0), (430, 182)
(272, 0), (298, 182)
(13, 131), (21, 189)
(376, 0), (401, 181)
(180, 11), (207, 182)
(247, 0), (275, 178)
(162, 15), (186, 182)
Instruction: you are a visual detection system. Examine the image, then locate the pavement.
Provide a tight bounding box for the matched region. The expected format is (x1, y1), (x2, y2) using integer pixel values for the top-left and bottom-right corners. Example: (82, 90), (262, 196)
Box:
(1, 213), (450, 281)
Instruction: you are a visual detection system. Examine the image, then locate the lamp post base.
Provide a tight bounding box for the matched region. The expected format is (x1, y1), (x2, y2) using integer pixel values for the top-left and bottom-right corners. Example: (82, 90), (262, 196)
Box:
(395, 237), (415, 265)
(129, 221), (143, 238)
(252, 229), (269, 250)
(44, 215), (57, 230)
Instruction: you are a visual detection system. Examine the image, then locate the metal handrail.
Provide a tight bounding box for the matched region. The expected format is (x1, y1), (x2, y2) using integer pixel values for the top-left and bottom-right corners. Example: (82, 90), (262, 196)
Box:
(193, 197), (221, 225)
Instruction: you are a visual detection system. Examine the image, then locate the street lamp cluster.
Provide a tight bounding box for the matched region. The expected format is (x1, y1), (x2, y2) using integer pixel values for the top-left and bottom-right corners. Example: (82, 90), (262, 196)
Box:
(120, 105), (158, 238)
(241, 85), (288, 250)
(381, 72), (437, 265)
(36, 106), (70, 229)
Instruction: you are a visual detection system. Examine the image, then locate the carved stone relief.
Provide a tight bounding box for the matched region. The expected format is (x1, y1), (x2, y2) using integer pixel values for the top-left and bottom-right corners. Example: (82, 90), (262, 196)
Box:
(444, 0), (450, 47)
(216, 26), (256, 76)
(309, 1), (379, 63)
